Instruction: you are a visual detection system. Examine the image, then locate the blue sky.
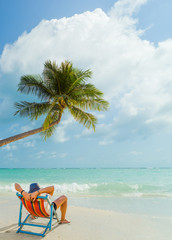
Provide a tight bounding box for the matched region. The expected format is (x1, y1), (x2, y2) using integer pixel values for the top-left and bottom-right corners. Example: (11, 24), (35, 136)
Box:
(1, 0), (172, 168)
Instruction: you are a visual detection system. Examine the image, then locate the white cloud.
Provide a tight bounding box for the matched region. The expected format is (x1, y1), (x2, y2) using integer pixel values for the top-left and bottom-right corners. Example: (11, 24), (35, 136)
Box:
(110, 0), (147, 17)
(33, 151), (67, 160)
(2, 143), (17, 151)
(99, 139), (114, 145)
(20, 125), (32, 132)
(93, 112), (106, 119)
(1, 0), (172, 143)
(8, 123), (19, 133)
(129, 150), (142, 156)
(0, 96), (12, 119)
(4, 152), (19, 163)
(49, 152), (57, 159)
(58, 153), (67, 158)
(35, 151), (45, 159)
(77, 122), (117, 145)
(55, 126), (69, 143)
(53, 116), (74, 143)
(23, 141), (35, 147)
(20, 122), (36, 132)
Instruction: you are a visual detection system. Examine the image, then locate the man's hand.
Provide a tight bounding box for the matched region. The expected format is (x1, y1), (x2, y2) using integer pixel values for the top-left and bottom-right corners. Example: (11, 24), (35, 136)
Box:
(31, 191), (38, 202)
(22, 191), (31, 201)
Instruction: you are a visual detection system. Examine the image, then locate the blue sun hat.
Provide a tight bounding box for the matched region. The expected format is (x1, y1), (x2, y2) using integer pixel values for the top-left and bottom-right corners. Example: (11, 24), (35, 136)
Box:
(28, 183), (40, 193)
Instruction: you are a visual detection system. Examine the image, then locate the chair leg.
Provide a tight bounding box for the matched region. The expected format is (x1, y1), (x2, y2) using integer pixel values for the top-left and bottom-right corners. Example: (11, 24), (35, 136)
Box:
(18, 201), (23, 226)
(42, 226), (49, 237)
(17, 200), (30, 233)
(49, 204), (54, 230)
(17, 214), (30, 233)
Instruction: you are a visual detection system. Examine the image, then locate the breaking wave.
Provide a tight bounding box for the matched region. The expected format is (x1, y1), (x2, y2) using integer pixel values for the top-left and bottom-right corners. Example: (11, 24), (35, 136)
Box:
(0, 182), (172, 198)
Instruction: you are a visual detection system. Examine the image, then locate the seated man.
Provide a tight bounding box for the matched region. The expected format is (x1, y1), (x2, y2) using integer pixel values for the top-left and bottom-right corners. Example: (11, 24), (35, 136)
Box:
(15, 183), (70, 224)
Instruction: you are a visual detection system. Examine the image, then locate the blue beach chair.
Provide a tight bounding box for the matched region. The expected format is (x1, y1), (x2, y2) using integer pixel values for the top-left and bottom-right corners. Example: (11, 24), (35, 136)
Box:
(16, 192), (59, 237)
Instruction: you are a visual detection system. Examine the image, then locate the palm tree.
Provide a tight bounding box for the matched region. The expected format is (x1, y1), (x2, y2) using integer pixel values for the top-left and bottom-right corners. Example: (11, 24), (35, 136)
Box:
(0, 60), (109, 147)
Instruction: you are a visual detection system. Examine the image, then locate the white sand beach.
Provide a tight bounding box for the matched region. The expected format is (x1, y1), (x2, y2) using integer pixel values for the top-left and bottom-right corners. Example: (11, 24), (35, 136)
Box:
(0, 195), (172, 240)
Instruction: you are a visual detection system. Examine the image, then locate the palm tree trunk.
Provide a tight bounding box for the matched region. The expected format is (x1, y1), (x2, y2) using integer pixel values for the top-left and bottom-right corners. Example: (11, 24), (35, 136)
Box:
(0, 114), (62, 147)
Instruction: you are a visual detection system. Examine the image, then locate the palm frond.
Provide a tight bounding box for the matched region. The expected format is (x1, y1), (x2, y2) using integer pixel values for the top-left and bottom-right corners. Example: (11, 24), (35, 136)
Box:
(42, 103), (61, 130)
(41, 110), (62, 140)
(69, 83), (104, 99)
(71, 97), (109, 111)
(60, 60), (73, 73)
(40, 125), (57, 141)
(58, 61), (75, 94)
(18, 75), (53, 100)
(43, 60), (62, 95)
(67, 69), (92, 95)
(14, 101), (50, 120)
(69, 106), (97, 131)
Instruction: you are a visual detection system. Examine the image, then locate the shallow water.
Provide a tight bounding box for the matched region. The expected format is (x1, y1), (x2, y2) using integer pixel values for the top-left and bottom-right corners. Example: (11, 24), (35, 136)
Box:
(0, 168), (172, 217)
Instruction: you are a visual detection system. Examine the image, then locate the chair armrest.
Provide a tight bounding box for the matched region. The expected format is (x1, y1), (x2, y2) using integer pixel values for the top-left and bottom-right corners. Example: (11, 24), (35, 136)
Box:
(16, 192), (48, 200)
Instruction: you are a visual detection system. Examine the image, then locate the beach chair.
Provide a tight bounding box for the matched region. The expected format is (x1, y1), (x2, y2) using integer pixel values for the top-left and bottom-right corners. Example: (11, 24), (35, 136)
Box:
(16, 192), (59, 237)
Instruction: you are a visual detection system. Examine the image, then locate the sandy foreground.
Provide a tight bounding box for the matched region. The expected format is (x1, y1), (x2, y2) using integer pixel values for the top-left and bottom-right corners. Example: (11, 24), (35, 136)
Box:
(0, 195), (172, 240)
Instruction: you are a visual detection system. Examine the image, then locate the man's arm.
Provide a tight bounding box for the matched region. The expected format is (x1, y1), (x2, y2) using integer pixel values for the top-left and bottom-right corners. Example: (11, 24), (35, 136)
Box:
(15, 183), (23, 193)
(31, 186), (54, 202)
(14, 183), (31, 201)
(39, 186), (54, 196)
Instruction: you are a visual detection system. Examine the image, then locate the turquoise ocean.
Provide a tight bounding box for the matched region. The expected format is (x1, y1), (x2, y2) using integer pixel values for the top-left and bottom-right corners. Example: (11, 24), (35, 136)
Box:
(0, 168), (172, 217)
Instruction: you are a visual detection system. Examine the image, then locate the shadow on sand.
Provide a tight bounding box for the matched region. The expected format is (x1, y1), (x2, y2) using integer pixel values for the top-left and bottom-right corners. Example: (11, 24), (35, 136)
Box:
(0, 221), (60, 239)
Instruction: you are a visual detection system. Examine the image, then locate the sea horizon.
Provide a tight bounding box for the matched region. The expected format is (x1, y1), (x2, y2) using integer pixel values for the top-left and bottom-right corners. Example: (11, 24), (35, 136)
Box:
(1, 167), (172, 169)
